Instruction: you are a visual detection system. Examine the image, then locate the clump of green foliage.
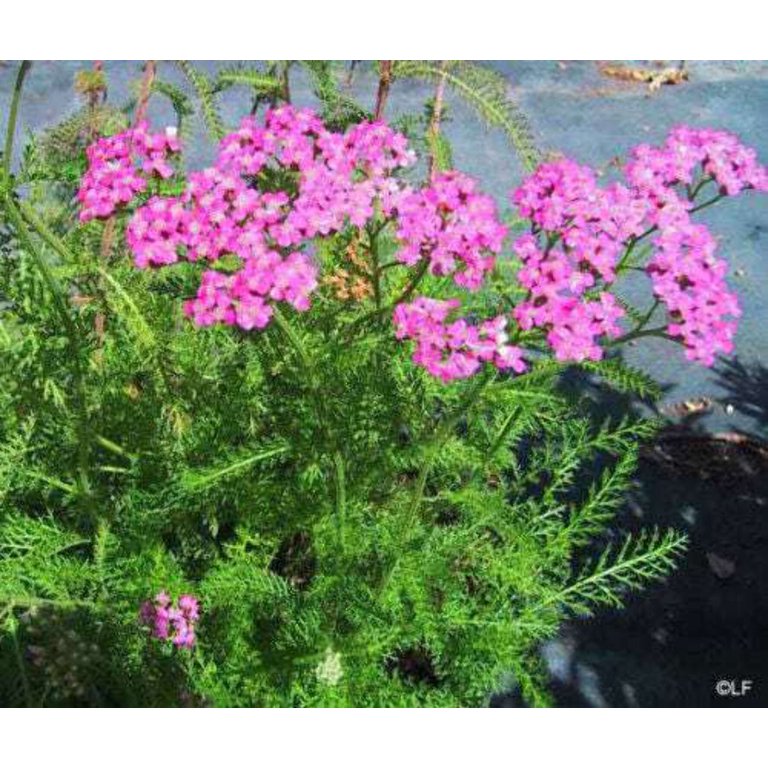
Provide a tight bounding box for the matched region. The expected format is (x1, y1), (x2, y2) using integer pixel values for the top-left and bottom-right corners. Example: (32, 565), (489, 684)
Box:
(0, 61), (686, 707)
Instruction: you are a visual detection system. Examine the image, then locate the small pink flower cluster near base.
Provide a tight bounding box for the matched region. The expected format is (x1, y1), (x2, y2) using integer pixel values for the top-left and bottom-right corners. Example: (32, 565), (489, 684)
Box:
(393, 297), (526, 382)
(77, 122), (180, 222)
(139, 591), (199, 649)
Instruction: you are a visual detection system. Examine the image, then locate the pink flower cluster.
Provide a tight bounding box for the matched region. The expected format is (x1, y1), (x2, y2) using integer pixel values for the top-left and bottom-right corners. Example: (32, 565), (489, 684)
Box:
(623, 126), (768, 364)
(124, 106), (415, 330)
(625, 126), (768, 198)
(510, 160), (646, 361)
(393, 171), (507, 291)
(77, 122), (180, 222)
(510, 127), (767, 366)
(646, 219), (741, 365)
(393, 296), (526, 381)
(76, 110), (766, 380)
(183, 252), (317, 329)
(139, 591), (199, 649)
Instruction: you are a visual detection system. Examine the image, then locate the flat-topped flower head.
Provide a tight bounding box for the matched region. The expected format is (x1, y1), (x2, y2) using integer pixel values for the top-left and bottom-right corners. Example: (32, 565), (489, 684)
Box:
(394, 296), (526, 382)
(625, 125), (768, 198)
(508, 130), (767, 367)
(394, 171), (507, 291)
(77, 123), (180, 222)
(123, 106), (413, 331)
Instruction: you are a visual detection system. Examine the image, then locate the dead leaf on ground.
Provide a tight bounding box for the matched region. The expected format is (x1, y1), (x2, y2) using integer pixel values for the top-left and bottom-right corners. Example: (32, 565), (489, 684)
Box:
(659, 397), (713, 419)
(598, 62), (689, 93)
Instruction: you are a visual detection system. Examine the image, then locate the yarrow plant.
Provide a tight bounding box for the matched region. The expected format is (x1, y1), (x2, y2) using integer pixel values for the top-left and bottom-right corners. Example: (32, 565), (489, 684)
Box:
(1, 61), (766, 708)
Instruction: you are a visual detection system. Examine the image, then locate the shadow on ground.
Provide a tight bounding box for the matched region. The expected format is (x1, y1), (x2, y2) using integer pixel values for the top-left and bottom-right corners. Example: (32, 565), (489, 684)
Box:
(495, 356), (768, 707)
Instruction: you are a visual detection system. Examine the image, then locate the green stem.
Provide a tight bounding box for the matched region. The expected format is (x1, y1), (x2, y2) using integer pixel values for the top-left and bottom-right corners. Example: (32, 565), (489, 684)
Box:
(409, 372), (496, 522)
(346, 259), (430, 338)
(379, 373), (496, 597)
(2, 61), (31, 178)
(367, 223), (382, 311)
(690, 193), (724, 215)
(609, 325), (672, 346)
(272, 308), (346, 527)
(333, 451), (347, 547)
(486, 406), (521, 464)
(631, 225), (657, 246)
(394, 258), (430, 305)
(687, 175), (713, 201)
(378, 260), (406, 272)
(280, 61), (292, 103)
(616, 237), (640, 273)
(1, 195), (93, 515)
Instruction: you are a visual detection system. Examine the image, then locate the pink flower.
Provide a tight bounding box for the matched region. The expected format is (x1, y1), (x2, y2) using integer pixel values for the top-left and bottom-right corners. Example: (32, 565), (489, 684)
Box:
(393, 296), (526, 381)
(508, 128), (767, 366)
(125, 106), (413, 331)
(77, 123), (180, 222)
(393, 171), (507, 291)
(139, 591), (200, 649)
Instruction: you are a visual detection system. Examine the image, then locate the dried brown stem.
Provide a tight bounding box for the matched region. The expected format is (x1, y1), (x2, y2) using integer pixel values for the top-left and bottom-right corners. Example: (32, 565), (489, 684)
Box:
(374, 61), (393, 121)
(133, 60), (157, 125)
(427, 62), (448, 180)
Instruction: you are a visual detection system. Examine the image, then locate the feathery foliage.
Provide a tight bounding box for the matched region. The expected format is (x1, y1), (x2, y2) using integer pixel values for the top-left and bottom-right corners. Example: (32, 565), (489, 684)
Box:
(392, 61), (542, 172)
(0, 61), (687, 707)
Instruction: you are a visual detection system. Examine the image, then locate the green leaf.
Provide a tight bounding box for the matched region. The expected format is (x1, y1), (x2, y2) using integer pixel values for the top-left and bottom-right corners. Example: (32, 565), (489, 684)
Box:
(393, 61), (541, 171)
(546, 528), (688, 617)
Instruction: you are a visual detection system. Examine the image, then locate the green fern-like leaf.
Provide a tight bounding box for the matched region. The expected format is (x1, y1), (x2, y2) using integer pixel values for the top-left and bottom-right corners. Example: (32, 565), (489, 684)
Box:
(179, 443), (290, 495)
(393, 61), (541, 171)
(426, 130), (453, 173)
(301, 61), (371, 130)
(581, 358), (662, 401)
(565, 451), (638, 546)
(151, 80), (193, 128)
(214, 66), (283, 99)
(177, 61), (225, 142)
(548, 528), (688, 617)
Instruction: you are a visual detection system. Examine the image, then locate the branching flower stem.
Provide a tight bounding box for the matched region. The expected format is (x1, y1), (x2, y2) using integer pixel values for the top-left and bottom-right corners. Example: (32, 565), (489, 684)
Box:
(426, 62), (448, 181)
(374, 61), (393, 121)
(346, 259), (430, 339)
